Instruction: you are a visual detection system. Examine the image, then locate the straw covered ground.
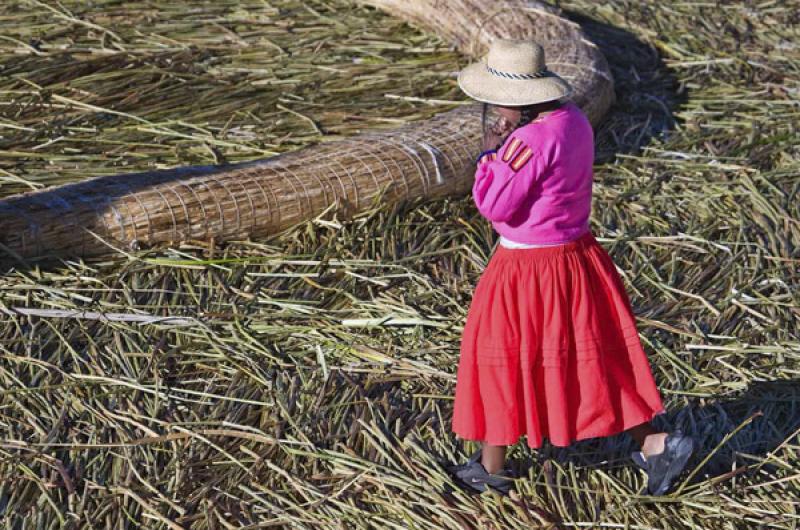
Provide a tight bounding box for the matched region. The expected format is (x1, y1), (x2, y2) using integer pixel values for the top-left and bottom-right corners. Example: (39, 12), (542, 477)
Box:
(1, 0), (799, 528)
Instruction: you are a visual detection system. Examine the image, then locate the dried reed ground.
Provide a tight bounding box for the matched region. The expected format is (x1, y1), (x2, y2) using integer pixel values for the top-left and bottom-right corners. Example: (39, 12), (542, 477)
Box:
(1, 0), (799, 528)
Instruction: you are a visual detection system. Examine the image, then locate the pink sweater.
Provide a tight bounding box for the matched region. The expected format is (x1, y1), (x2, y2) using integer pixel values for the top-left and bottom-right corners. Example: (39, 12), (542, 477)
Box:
(473, 101), (594, 245)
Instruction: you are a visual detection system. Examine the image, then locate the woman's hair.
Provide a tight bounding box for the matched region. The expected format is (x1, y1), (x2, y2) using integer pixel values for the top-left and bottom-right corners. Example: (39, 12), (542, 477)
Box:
(517, 106), (538, 129)
(517, 99), (564, 128)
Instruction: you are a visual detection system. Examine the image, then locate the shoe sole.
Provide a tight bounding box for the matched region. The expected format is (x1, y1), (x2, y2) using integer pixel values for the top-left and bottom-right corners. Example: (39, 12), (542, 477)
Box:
(652, 437), (695, 495)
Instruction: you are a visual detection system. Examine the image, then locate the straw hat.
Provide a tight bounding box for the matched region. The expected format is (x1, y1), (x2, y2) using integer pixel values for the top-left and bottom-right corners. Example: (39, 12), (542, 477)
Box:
(458, 39), (572, 106)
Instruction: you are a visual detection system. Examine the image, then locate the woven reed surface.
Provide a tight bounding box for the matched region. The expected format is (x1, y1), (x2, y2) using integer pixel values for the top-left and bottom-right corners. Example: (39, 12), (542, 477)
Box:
(0, 0), (614, 260)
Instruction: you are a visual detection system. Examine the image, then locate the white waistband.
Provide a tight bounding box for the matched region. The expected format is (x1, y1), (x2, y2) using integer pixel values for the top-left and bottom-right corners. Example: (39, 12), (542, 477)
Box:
(498, 235), (570, 249)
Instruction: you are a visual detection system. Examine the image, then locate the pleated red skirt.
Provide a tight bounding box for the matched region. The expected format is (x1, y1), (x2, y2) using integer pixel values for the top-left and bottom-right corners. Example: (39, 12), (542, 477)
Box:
(451, 231), (665, 449)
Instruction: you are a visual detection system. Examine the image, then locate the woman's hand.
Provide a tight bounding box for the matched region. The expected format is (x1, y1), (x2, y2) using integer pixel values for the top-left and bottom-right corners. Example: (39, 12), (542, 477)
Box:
(483, 116), (514, 151)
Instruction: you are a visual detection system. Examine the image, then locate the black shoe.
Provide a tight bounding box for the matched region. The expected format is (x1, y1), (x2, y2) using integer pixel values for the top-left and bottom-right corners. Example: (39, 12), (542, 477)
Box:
(446, 448), (515, 496)
(631, 431), (695, 495)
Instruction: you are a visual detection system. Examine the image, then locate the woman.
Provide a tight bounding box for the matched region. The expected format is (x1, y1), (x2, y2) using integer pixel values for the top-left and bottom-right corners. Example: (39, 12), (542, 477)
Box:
(447, 38), (695, 496)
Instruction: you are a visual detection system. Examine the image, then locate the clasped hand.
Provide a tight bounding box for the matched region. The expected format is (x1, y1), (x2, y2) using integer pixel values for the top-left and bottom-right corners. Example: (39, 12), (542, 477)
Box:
(482, 115), (515, 152)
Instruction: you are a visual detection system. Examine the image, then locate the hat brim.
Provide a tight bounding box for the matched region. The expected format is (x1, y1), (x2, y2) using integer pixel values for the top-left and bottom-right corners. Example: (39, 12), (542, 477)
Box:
(458, 58), (572, 106)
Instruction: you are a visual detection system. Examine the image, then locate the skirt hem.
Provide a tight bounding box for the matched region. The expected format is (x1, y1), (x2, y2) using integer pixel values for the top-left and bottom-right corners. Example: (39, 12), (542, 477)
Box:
(452, 407), (667, 449)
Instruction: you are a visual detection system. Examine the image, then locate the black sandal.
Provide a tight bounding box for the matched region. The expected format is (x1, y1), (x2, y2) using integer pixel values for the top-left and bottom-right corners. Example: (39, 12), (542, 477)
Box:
(631, 431), (695, 495)
(446, 448), (516, 496)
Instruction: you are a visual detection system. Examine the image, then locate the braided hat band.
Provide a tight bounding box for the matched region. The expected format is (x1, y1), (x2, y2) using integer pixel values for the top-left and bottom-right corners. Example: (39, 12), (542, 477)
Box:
(486, 65), (549, 80)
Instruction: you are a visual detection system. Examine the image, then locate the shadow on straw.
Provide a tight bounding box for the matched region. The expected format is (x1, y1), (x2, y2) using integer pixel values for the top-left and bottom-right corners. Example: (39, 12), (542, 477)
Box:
(562, 7), (688, 163)
(521, 379), (800, 490)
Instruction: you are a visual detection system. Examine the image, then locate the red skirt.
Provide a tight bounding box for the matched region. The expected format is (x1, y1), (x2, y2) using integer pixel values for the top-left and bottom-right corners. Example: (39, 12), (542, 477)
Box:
(451, 231), (665, 449)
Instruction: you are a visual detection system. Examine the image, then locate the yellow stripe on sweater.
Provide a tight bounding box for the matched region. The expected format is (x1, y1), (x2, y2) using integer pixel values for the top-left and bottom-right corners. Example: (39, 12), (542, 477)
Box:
(510, 146), (533, 171)
(502, 137), (522, 162)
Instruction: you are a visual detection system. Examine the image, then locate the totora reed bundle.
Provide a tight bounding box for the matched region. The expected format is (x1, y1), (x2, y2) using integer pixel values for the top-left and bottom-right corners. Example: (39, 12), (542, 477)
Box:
(0, 0), (613, 261)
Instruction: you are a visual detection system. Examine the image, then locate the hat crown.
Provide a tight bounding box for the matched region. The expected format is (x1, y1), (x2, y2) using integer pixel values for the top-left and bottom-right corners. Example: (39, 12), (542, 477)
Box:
(456, 37), (571, 106)
(486, 39), (546, 76)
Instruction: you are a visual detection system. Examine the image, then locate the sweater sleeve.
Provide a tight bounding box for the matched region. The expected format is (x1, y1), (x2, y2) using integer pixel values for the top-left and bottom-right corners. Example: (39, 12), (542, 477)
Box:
(472, 134), (546, 222)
